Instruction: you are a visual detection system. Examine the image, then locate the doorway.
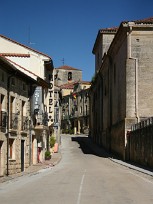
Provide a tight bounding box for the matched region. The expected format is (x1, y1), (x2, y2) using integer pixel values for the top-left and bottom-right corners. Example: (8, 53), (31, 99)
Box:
(0, 141), (2, 175)
(21, 140), (24, 172)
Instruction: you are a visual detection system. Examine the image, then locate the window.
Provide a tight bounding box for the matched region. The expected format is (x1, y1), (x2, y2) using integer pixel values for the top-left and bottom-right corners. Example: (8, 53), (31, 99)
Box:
(11, 78), (15, 86)
(80, 94), (82, 102)
(85, 105), (88, 115)
(0, 94), (6, 127)
(21, 101), (27, 131)
(68, 72), (72, 81)
(80, 106), (82, 114)
(9, 138), (15, 159)
(48, 74), (53, 81)
(10, 96), (16, 129)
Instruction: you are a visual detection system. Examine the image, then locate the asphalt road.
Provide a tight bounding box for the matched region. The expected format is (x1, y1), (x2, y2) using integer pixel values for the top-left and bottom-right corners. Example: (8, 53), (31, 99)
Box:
(0, 134), (153, 204)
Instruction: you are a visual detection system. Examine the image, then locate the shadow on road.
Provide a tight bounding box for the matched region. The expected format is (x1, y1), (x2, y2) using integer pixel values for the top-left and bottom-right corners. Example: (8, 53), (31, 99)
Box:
(71, 136), (110, 158)
(71, 135), (153, 174)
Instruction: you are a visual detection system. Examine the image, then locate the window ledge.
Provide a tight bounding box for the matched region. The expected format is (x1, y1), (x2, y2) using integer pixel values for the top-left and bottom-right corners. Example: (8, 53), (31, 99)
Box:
(9, 159), (16, 162)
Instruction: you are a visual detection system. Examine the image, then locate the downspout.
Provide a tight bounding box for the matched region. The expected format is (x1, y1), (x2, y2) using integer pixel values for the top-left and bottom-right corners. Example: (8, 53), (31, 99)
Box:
(127, 23), (139, 123)
(6, 74), (14, 176)
(29, 84), (32, 166)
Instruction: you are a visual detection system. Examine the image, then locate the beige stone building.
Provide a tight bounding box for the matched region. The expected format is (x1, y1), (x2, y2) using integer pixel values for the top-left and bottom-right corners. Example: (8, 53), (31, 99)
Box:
(0, 35), (54, 175)
(90, 17), (153, 160)
(0, 56), (45, 175)
(61, 81), (91, 134)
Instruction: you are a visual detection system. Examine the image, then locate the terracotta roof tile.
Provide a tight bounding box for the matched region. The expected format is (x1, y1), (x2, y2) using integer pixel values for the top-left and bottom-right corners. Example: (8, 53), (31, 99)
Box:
(0, 53), (30, 57)
(123, 17), (153, 24)
(60, 81), (79, 89)
(100, 27), (118, 33)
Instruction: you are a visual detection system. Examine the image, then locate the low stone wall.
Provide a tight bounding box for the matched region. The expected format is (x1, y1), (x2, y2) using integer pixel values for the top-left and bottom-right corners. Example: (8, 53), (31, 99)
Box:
(127, 117), (153, 168)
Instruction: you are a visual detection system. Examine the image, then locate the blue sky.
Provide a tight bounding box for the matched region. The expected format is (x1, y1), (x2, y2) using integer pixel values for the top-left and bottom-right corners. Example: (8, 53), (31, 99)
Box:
(0, 0), (153, 81)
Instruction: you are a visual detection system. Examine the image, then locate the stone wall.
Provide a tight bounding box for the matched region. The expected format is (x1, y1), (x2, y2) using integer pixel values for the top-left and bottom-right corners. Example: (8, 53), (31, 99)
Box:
(127, 117), (153, 168)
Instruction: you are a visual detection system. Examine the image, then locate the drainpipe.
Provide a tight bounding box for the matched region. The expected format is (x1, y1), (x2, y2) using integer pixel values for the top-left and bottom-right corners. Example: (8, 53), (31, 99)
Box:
(133, 58), (139, 123)
(127, 23), (139, 123)
(29, 84), (32, 166)
(6, 74), (14, 176)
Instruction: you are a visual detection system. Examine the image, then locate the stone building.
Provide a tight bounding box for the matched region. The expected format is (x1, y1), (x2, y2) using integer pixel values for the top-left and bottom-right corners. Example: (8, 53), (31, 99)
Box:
(51, 65), (82, 145)
(90, 17), (153, 160)
(0, 35), (54, 173)
(61, 81), (91, 134)
(0, 56), (45, 175)
(54, 65), (82, 86)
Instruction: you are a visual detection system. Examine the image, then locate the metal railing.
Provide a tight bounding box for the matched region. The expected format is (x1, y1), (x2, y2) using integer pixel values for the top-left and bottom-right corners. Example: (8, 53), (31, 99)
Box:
(22, 116), (29, 131)
(34, 112), (48, 126)
(10, 113), (18, 129)
(131, 117), (152, 131)
(0, 111), (7, 130)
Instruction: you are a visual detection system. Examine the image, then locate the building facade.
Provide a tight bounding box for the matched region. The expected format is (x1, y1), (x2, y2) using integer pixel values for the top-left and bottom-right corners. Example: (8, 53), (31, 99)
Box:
(54, 65), (82, 87)
(90, 17), (153, 160)
(0, 35), (54, 174)
(61, 81), (91, 134)
(0, 56), (44, 175)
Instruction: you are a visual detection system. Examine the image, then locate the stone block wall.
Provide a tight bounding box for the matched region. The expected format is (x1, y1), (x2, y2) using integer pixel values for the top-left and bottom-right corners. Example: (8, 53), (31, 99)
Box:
(127, 118), (153, 168)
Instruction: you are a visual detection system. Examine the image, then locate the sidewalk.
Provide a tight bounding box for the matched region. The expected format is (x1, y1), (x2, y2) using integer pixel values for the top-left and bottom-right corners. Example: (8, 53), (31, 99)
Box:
(85, 136), (153, 177)
(0, 151), (62, 184)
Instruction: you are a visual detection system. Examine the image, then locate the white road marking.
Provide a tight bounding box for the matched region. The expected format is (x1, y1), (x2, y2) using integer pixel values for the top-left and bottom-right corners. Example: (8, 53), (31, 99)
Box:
(77, 169), (86, 204)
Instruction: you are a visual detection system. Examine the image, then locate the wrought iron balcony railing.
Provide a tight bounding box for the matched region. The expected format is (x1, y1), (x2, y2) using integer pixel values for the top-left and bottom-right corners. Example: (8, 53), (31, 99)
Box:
(34, 112), (48, 126)
(22, 116), (29, 131)
(0, 111), (7, 130)
(10, 113), (18, 129)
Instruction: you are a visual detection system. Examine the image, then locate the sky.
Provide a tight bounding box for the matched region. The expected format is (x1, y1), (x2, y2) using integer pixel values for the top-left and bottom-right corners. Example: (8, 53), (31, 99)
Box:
(0, 0), (153, 81)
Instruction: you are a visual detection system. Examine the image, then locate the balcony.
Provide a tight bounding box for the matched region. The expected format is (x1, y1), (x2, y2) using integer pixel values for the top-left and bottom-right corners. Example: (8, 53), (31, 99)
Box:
(34, 112), (49, 130)
(70, 110), (89, 119)
(21, 116), (29, 131)
(10, 113), (18, 130)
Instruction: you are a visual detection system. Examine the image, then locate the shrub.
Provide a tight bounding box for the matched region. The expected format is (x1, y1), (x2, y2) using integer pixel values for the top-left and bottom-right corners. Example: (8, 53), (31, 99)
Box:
(50, 136), (56, 148)
(45, 151), (51, 160)
(69, 129), (74, 134)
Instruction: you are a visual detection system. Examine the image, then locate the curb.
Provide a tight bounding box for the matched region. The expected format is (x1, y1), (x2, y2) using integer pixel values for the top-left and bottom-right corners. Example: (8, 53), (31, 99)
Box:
(109, 157), (153, 177)
(0, 151), (62, 184)
(85, 136), (153, 177)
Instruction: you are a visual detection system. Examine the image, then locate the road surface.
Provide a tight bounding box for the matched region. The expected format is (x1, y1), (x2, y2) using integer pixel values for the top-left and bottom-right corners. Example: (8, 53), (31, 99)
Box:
(0, 134), (153, 204)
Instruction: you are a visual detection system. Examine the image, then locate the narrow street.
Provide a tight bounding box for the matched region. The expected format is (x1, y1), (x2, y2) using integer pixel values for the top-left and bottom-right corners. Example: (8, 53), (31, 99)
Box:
(0, 134), (153, 204)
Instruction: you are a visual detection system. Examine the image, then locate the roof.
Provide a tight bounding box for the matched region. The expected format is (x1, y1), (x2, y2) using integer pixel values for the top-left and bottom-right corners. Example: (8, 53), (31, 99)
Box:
(0, 56), (37, 84)
(59, 81), (79, 89)
(0, 53), (30, 57)
(76, 80), (91, 85)
(0, 34), (52, 60)
(99, 27), (118, 33)
(0, 55), (49, 88)
(93, 16), (153, 54)
(0, 55), (37, 77)
(93, 26), (118, 54)
(55, 65), (82, 71)
(122, 17), (153, 24)
(99, 16), (153, 75)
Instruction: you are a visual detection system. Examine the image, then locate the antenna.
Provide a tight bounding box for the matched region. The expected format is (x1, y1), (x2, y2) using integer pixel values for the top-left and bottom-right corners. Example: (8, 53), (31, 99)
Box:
(28, 26), (35, 45)
(61, 58), (65, 66)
